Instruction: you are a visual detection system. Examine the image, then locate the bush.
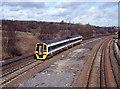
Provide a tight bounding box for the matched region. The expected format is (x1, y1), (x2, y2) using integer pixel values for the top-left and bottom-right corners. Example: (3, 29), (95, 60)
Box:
(2, 23), (22, 59)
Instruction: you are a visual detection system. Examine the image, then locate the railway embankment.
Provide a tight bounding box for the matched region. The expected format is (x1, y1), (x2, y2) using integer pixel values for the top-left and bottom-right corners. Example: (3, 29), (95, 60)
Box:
(19, 37), (103, 87)
(2, 36), (102, 87)
(114, 40), (120, 64)
(117, 40), (120, 50)
(2, 36), (119, 88)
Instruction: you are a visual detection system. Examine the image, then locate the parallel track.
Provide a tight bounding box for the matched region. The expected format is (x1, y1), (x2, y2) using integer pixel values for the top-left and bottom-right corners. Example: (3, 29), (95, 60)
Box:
(86, 38), (120, 88)
(2, 36), (119, 88)
(1, 61), (43, 85)
(75, 37), (120, 88)
(1, 37), (102, 87)
(72, 37), (109, 87)
(2, 59), (37, 77)
(1, 53), (35, 77)
(109, 40), (120, 89)
(1, 37), (102, 78)
(100, 39), (107, 88)
(86, 38), (109, 88)
(113, 40), (120, 66)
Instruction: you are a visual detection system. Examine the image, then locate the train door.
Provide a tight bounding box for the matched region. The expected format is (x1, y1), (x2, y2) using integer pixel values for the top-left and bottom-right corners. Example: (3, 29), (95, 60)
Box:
(39, 44), (43, 55)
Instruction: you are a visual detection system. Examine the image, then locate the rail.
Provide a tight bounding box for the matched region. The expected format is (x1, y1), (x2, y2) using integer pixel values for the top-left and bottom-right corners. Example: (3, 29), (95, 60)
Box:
(109, 41), (120, 89)
(72, 37), (119, 88)
(113, 40), (120, 66)
(1, 36), (88, 87)
(1, 36), (105, 87)
(2, 52), (34, 67)
(117, 42), (120, 51)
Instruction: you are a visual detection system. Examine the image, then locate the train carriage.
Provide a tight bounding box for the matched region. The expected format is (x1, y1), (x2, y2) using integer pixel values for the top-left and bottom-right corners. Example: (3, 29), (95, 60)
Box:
(34, 35), (83, 60)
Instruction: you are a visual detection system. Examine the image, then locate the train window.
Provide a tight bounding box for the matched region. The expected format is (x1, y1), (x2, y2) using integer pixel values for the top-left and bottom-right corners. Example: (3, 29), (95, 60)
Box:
(39, 45), (43, 55)
(36, 44), (42, 51)
(44, 45), (47, 52)
(36, 46), (39, 51)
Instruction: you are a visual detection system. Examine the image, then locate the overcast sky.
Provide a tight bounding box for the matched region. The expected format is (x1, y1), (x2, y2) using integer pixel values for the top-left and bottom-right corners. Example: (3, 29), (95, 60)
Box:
(1, 1), (118, 26)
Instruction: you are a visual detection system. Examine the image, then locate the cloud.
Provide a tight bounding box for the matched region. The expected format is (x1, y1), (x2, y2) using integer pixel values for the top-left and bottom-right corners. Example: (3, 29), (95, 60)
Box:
(100, 2), (118, 8)
(2, 2), (48, 9)
(2, 2), (49, 20)
(2, 0), (45, 2)
(56, 2), (83, 9)
(2, 0), (119, 2)
(54, 2), (118, 26)
(2, 5), (46, 20)
(1, 2), (118, 26)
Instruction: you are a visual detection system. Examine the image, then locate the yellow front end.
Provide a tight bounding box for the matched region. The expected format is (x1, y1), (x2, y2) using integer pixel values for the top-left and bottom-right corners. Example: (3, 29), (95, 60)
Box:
(35, 43), (48, 60)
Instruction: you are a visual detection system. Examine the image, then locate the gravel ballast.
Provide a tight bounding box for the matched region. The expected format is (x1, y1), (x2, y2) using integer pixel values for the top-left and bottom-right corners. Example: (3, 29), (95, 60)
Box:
(19, 38), (103, 87)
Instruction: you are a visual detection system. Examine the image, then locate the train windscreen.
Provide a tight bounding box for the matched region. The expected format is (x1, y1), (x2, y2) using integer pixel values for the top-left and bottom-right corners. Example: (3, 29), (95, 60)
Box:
(44, 45), (47, 52)
(36, 44), (43, 55)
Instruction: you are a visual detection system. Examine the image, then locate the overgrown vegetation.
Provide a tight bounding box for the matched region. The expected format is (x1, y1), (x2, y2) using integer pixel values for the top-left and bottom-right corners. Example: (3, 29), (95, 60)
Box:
(2, 21), (22, 59)
(1, 20), (117, 60)
(2, 20), (117, 39)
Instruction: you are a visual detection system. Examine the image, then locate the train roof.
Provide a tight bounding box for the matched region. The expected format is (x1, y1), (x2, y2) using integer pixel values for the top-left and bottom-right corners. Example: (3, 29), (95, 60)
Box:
(42, 35), (82, 44)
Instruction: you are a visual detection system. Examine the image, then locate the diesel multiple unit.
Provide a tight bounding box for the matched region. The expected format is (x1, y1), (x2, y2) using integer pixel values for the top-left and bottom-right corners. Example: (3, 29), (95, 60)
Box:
(34, 35), (83, 60)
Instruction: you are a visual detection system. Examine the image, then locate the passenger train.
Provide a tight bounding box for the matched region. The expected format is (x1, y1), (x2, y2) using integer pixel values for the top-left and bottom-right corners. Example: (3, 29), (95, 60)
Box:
(34, 35), (83, 60)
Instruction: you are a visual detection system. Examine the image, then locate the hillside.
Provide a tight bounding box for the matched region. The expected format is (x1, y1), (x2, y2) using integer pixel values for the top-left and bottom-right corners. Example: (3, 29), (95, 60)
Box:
(1, 20), (117, 60)
(2, 20), (117, 38)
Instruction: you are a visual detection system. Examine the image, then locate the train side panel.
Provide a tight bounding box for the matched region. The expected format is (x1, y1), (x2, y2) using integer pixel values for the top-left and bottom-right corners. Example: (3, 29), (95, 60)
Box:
(35, 35), (83, 60)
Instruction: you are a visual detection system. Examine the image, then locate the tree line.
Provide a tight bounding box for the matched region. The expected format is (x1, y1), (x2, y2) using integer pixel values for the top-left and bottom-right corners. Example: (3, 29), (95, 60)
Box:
(2, 20), (117, 40)
(1, 20), (117, 59)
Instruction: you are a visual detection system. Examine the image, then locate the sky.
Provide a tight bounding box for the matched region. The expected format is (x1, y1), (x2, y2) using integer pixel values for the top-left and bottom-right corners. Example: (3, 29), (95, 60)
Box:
(1, 1), (119, 26)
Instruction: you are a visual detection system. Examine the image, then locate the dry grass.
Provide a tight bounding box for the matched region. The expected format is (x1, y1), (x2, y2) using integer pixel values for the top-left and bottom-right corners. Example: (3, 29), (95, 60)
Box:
(2, 35), (40, 60)
(16, 35), (40, 54)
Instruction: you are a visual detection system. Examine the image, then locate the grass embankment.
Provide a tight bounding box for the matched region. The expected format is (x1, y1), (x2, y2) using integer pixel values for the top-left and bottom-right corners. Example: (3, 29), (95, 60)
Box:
(15, 31), (32, 36)
(2, 31), (40, 60)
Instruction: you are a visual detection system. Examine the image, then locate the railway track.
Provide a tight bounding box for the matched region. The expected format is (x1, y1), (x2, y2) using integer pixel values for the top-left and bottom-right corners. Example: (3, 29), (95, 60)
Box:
(86, 38), (120, 88)
(72, 36), (120, 88)
(109, 40), (120, 89)
(86, 38), (109, 87)
(113, 40), (120, 66)
(117, 42), (120, 51)
(1, 37), (103, 87)
(1, 52), (35, 77)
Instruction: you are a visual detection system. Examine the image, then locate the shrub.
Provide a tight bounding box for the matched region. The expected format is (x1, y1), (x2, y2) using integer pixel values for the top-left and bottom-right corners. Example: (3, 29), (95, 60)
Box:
(2, 22), (21, 59)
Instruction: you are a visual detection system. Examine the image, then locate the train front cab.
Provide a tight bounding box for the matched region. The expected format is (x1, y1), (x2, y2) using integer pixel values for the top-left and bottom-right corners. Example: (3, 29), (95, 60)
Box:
(34, 42), (48, 60)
